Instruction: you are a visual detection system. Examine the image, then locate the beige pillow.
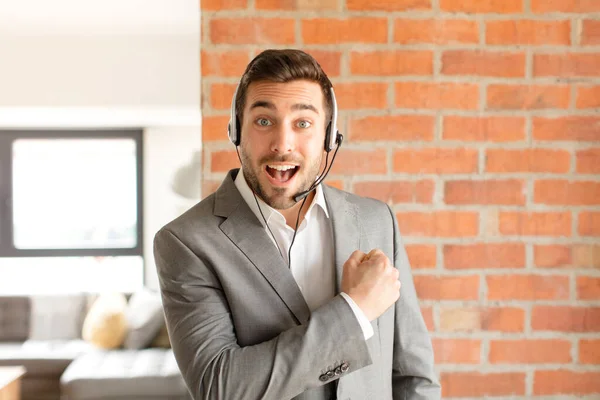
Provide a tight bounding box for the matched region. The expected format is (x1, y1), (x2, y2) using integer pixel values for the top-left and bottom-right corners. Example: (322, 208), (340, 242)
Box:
(82, 292), (128, 349)
(123, 288), (164, 349)
(150, 318), (171, 349)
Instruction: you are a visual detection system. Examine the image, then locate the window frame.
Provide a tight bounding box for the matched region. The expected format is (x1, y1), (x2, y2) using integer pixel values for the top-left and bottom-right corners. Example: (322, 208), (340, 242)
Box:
(0, 129), (144, 258)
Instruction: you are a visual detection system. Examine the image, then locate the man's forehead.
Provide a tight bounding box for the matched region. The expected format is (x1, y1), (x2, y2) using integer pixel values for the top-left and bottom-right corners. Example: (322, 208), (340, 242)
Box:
(245, 80), (324, 110)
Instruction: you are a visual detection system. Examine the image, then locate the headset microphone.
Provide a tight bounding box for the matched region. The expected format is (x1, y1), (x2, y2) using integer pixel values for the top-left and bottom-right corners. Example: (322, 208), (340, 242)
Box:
(293, 133), (343, 202)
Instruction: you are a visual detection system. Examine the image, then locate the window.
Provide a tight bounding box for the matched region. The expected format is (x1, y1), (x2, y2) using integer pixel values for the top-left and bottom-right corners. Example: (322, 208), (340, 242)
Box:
(0, 129), (143, 258)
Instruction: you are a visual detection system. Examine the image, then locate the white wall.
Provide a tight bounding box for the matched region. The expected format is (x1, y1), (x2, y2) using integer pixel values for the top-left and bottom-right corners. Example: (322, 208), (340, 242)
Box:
(0, 34), (199, 108)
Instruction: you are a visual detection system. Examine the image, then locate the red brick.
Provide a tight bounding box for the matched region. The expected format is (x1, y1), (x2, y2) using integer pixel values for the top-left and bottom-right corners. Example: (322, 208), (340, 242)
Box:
(534, 370), (600, 395)
(486, 20), (571, 45)
(256, 0), (338, 10)
(582, 20), (600, 45)
(535, 180), (600, 206)
(353, 180), (434, 204)
(445, 180), (525, 206)
(487, 84), (570, 110)
(201, 50), (249, 77)
(397, 211), (479, 237)
(578, 276), (600, 300)
(302, 18), (387, 44)
(499, 212), (572, 236)
(574, 245), (600, 268)
(334, 82), (388, 109)
(394, 19), (479, 44)
(534, 245), (572, 268)
(576, 86), (600, 109)
(441, 372), (526, 397)
(444, 243), (525, 269)
(579, 212), (600, 236)
(487, 275), (570, 300)
(486, 149), (570, 173)
(532, 0), (600, 13)
(201, 0), (246, 10)
(330, 149), (387, 175)
(210, 83), (237, 110)
(395, 82), (479, 110)
(533, 117), (600, 141)
(202, 180), (221, 197)
(442, 50), (526, 78)
(406, 244), (437, 269)
(210, 18), (295, 45)
(325, 180), (343, 190)
(534, 53), (600, 77)
(532, 306), (600, 332)
(443, 116), (525, 142)
(202, 115), (231, 141)
(394, 148), (478, 174)
(439, 307), (525, 332)
(490, 339), (572, 364)
(577, 149), (600, 173)
(210, 150), (239, 173)
(413, 275), (480, 300)
(580, 339), (600, 364)
(306, 50), (342, 77)
(350, 50), (433, 76)
(441, 0), (522, 13)
(350, 115), (434, 142)
(432, 339), (481, 364)
(421, 306), (434, 331)
(347, 0), (431, 10)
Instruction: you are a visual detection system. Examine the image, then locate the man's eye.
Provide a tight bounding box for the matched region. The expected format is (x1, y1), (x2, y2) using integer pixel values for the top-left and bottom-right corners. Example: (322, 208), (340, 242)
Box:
(297, 120), (312, 129)
(257, 118), (272, 126)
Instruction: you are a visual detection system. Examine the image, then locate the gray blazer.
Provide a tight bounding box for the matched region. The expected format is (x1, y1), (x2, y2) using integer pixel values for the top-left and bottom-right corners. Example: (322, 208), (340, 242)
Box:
(154, 169), (440, 400)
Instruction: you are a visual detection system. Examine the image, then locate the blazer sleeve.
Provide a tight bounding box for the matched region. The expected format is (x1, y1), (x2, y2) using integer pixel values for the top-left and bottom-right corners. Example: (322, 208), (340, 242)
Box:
(387, 205), (442, 399)
(153, 228), (372, 400)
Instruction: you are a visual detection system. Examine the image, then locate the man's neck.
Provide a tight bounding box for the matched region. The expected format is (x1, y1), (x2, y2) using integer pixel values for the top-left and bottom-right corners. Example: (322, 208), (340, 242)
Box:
(279, 190), (316, 229)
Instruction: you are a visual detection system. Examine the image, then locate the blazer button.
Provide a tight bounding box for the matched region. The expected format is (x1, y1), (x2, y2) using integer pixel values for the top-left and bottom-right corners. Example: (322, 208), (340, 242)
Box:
(319, 374), (329, 382)
(340, 362), (349, 373)
(326, 370), (335, 379)
(334, 367), (342, 376)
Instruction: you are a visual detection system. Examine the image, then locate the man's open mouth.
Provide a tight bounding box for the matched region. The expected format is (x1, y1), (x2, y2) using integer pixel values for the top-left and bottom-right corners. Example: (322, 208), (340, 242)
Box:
(265, 164), (299, 183)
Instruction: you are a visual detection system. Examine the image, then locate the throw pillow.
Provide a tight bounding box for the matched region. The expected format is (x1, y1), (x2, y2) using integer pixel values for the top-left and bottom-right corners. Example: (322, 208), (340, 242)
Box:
(123, 288), (164, 349)
(29, 294), (87, 340)
(81, 292), (128, 349)
(150, 316), (171, 348)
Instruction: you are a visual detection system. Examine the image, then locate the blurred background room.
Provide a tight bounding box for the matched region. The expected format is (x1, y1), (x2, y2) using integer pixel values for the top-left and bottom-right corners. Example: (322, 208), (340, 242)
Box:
(0, 1), (199, 399)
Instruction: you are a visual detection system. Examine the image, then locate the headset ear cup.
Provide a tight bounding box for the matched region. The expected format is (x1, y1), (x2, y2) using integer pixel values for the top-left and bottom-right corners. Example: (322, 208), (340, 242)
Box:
(235, 118), (241, 146)
(324, 121), (332, 152)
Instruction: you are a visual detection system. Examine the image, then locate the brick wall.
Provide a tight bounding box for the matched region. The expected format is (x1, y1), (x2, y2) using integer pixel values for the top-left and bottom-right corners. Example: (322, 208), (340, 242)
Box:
(200, 0), (600, 397)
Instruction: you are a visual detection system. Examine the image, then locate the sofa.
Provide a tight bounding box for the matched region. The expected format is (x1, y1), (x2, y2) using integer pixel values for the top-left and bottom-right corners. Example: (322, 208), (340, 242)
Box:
(0, 292), (191, 400)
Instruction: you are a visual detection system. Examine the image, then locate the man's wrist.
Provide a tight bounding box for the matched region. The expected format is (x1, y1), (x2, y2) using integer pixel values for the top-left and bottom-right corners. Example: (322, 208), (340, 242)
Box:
(340, 292), (374, 340)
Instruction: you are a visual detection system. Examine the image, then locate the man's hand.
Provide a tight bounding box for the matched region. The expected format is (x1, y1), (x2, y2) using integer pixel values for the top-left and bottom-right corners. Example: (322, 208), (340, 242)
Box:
(341, 249), (401, 321)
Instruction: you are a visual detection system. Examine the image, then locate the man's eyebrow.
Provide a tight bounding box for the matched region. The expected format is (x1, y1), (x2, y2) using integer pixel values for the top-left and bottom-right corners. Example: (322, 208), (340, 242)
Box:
(249, 100), (276, 111)
(291, 103), (319, 114)
(249, 101), (319, 114)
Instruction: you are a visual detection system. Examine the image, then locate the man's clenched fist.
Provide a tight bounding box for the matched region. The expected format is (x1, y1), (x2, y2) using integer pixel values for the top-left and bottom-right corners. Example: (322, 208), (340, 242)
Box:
(341, 249), (401, 321)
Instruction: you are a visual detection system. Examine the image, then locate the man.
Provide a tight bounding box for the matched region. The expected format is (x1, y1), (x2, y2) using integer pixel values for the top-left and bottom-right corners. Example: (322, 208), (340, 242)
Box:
(154, 49), (440, 400)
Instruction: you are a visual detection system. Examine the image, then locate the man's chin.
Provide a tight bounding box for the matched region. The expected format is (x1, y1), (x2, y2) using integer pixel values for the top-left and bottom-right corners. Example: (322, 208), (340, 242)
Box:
(262, 190), (297, 211)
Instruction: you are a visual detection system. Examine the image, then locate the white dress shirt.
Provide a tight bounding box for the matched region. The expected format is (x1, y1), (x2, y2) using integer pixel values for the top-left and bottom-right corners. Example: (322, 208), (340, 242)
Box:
(235, 170), (373, 340)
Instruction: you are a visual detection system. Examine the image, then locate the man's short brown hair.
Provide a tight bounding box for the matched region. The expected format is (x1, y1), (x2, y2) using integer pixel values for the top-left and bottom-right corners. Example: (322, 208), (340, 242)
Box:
(234, 49), (333, 128)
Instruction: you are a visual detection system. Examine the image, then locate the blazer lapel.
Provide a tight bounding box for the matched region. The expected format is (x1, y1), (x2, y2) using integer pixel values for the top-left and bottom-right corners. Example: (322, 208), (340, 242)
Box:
(215, 170), (311, 325)
(323, 185), (361, 294)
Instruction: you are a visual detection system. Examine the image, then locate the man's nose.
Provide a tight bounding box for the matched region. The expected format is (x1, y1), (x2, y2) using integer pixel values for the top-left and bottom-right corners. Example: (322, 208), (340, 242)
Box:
(270, 123), (294, 154)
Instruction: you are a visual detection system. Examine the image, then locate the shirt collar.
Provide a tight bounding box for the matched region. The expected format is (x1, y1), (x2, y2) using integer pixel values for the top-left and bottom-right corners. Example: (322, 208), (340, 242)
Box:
(234, 168), (329, 227)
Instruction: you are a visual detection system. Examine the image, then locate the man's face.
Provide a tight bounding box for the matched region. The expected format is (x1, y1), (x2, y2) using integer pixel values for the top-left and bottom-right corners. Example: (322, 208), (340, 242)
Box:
(238, 79), (327, 210)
